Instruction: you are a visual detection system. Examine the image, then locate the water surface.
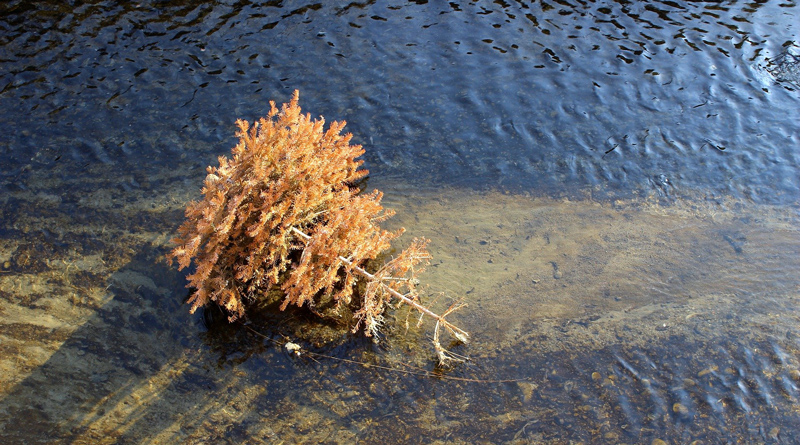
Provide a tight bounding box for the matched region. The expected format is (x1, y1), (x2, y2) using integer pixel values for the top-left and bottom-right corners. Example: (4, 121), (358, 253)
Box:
(1, 1), (799, 443)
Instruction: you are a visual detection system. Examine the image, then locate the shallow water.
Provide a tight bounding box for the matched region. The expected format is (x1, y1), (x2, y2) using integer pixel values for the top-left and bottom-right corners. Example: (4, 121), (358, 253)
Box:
(1, 1), (800, 443)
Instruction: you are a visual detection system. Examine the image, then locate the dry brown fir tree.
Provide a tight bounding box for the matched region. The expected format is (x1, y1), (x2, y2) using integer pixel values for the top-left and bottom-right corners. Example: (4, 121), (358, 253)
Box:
(168, 90), (468, 364)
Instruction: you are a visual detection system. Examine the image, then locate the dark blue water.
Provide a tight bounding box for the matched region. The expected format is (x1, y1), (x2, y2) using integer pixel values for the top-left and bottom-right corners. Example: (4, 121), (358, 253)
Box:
(1, 0), (798, 202)
(2, 1), (800, 443)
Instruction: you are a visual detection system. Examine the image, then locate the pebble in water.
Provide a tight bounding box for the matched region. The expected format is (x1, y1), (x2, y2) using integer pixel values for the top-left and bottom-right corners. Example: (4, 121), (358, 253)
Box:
(697, 365), (718, 377)
(551, 262), (562, 279)
(672, 403), (689, 416)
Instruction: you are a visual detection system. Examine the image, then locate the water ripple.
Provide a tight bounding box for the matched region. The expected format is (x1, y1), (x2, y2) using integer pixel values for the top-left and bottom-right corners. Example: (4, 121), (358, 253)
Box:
(4, 1), (797, 201)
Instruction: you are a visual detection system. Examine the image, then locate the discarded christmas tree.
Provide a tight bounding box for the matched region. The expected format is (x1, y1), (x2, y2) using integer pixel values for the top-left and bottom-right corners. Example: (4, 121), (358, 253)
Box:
(168, 90), (467, 363)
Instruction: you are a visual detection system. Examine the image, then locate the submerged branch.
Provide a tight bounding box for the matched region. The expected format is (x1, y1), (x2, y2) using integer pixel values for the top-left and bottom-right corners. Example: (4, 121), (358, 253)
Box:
(290, 226), (469, 344)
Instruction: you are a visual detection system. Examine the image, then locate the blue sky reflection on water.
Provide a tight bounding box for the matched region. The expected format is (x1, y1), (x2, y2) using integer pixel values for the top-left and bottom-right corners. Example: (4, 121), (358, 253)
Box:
(0, 1), (800, 443)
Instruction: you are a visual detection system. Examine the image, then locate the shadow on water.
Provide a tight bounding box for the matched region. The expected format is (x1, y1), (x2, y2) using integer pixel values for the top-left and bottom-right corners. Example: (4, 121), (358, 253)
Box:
(0, 240), (361, 443)
(0, 245), (205, 442)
